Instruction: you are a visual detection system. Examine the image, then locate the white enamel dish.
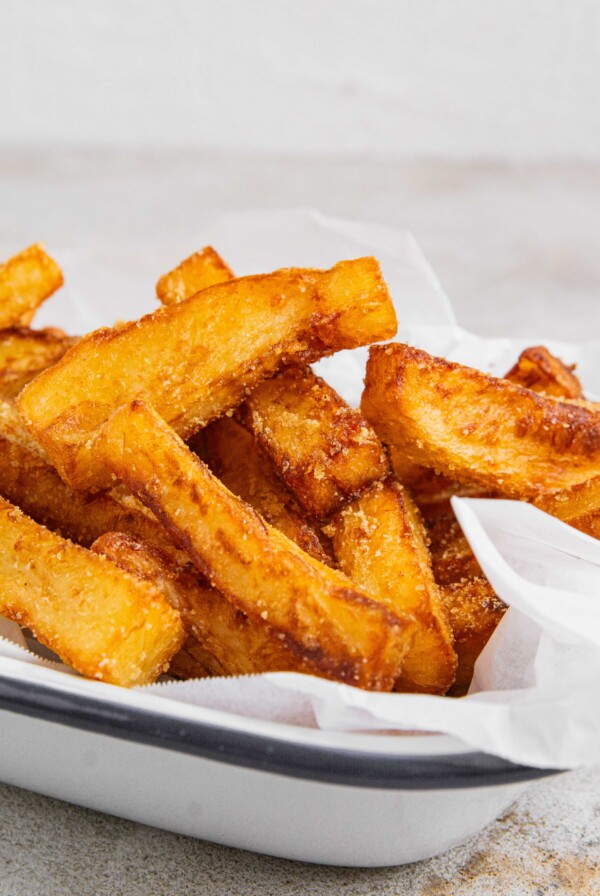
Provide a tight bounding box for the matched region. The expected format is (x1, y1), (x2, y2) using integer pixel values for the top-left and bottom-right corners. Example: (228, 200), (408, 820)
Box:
(0, 656), (559, 867)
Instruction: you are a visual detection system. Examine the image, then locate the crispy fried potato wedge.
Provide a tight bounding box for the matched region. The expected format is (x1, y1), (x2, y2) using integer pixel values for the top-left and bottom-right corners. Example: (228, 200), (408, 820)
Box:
(18, 257), (396, 491)
(328, 478), (456, 694)
(202, 416), (334, 565)
(94, 400), (413, 690)
(440, 578), (507, 696)
(156, 246), (234, 305)
(505, 345), (583, 399)
(0, 498), (184, 685)
(362, 343), (600, 499)
(239, 365), (389, 520)
(0, 327), (78, 399)
(91, 531), (348, 680)
(426, 513), (484, 587)
(0, 398), (175, 549)
(390, 345), (586, 515)
(0, 245), (63, 328)
(534, 475), (600, 539)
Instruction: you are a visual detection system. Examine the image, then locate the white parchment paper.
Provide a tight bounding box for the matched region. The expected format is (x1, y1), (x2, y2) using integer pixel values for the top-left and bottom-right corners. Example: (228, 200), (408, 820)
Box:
(2, 208), (600, 769)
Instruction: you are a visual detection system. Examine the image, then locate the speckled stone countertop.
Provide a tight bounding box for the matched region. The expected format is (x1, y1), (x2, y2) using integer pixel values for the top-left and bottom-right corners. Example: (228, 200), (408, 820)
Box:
(1, 152), (599, 895)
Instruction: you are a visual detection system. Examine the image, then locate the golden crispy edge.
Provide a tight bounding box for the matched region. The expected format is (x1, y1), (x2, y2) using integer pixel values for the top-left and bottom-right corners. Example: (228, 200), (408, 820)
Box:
(534, 475), (600, 538)
(0, 398), (189, 553)
(504, 345), (583, 399)
(18, 258), (397, 491)
(156, 246), (235, 305)
(94, 399), (412, 690)
(202, 416), (334, 566)
(329, 477), (456, 694)
(0, 498), (184, 685)
(361, 343), (600, 499)
(238, 364), (390, 520)
(440, 578), (507, 697)
(426, 513), (484, 587)
(0, 327), (78, 399)
(0, 245), (63, 328)
(388, 346), (582, 515)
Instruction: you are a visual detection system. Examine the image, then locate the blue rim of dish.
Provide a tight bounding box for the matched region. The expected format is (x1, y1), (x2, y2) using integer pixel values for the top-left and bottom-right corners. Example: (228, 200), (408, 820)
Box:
(0, 673), (560, 790)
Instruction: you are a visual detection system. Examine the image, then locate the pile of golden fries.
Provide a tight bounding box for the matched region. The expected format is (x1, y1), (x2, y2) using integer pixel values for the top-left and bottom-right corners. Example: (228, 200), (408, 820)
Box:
(0, 242), (597, 695)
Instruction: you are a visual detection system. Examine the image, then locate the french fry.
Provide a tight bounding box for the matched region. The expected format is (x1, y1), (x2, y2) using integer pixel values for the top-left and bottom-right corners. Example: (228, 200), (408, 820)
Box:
(156, 246), (234, 305)
(18, 257), (397, 491)
(362, 343), (600, 499)
(328, 478), (455, 694)
(93, 400), (414, 690)
(201, 416), (334, 565)
(534, 475), (600, 539)
(0, 327), (78, 399)
(0, 399), (175, 550)
(91, 531), (346, 680)
(504, 345), (583, 399)
(440, 578), (507, 696)
(387, 345), (581, 515)
(426, 513), (485, 587)
(239, 365), (389, 520)
(0, 498), (184, 685)
(0, 245), (63, 328)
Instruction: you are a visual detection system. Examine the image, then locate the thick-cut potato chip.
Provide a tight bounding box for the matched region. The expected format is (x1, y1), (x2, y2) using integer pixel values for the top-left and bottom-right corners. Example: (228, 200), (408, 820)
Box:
(0, 245), (63, 328)
(0, 327), (78, 399)
(18, 257), (396, 491)
(201, 416), (333, 565)
(505, 345), (583, 399)
(329, 477), (455, 694)
(0, 498), (184, 685)
(92, 531), (346, 680)
(389, 344), (586, 516)
(362, 343), (600, 499)
(239, 365), (389, 520)
(156, 246), (234, 305)
(94, 400), (413, 690)
(0, 399), (175, 550)
(426, 513), (484, 587)
(534, 475), (600, 539)
(440, 578), (507, 696)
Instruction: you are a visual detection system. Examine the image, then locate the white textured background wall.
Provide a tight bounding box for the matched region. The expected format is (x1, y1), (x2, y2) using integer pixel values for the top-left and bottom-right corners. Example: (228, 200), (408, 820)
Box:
(2, 0), (600, 159)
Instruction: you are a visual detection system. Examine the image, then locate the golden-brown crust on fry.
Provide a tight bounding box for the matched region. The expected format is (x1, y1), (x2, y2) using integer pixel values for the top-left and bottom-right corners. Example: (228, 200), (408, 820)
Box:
(239, 365), (389, 520)
(91, 531), (343, 680)
(388, 443), (493, 517)
(0, 245), (63, 328)
(534, 475), (600, 540)
(0, 398), (180, 550)
(156, 246), (234, 305)
(94, 400), (413, 690)
(504, 345), (583, 399)
(390, 344), (587, 517)
(0, 499), (184, 685)
(202, 416), (334, 565)
(329, 477), (456, 694)
(18, 258), (397, 491)
(362, 343), (600, 499)
(0, 327), (78, 399)
(440, 578), (507, 696)
(426, 513), (484, 587)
